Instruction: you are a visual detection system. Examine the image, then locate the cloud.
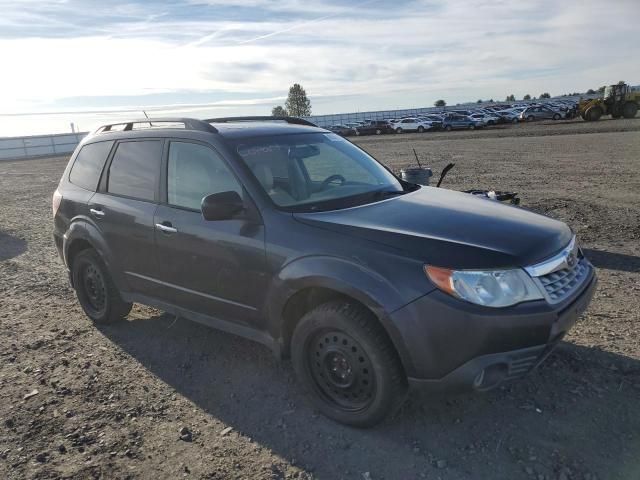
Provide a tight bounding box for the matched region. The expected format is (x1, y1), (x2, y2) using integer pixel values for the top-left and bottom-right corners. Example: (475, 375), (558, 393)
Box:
(0, 0), (639, 135)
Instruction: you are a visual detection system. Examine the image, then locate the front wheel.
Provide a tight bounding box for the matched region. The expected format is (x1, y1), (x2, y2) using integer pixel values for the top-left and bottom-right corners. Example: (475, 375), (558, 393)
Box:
(553, 113), (560, 120)
(71, 249), (132, 324)
(395, 127), (403, 134)
(444, 125), (452, 131)
(375, 129), (382, 135)
(291, 301), (407, 428)
(417, 126), (425, 133)
(469, 124), (475, 130)
(512, 118), (519, 124)
(527, 115), (535, 122)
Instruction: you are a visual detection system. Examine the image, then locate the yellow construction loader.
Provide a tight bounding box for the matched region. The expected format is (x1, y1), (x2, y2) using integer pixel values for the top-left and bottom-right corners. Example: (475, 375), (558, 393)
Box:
(579, 82), (639, 121)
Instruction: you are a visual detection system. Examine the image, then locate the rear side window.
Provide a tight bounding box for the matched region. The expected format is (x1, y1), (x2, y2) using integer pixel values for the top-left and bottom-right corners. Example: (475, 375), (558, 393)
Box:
(107, 140), (162, 201)
(69, 141), (113, 191)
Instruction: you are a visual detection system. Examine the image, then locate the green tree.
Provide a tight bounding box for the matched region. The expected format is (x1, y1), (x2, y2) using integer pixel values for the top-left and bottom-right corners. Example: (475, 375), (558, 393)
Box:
(285, 83), (311, 117)
(434, 99), (446, 107)
(523, 94), (531, 100)
(505, 94), (516, 102)
(597, 86), (606, 94)
(540, 92), (551, 99)
(477, 99), (483, 103)
(489, 98), (494, 103)
(271, 105), (288, 116)
(586, 89), (596, 94)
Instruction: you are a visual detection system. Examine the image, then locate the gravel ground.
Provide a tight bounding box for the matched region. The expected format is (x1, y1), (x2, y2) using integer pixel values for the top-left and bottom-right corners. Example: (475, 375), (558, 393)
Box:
(1, 118), (639, 480)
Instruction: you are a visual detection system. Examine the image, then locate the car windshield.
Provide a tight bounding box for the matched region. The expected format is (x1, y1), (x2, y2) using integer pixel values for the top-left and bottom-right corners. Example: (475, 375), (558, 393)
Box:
(235, 132), (406, 211)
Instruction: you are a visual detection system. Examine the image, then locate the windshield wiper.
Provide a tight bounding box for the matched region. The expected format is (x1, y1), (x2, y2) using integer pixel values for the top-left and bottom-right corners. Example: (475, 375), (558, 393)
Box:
(372, 189), (407, 200)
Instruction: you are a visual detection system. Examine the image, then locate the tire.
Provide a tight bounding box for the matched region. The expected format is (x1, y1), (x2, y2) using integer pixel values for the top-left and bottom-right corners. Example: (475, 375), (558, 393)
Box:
(444, 125), (452, 131)
(355, 130), (361, 136)
(468, 124), (475, 130)
(488, 120), (495, 126)
(291, 301), (407, 428)
(71, 249), (132, 324)
(552, 113), (560, 120)
(586, 106), (602, 121)
(512, 118), (519, 124)
(527, 115), (534, 122)
(375, 129), (382, 135)
(417, 126), (424, 133)
(395, 127), (403, 134)
(623, 102), (638, 119)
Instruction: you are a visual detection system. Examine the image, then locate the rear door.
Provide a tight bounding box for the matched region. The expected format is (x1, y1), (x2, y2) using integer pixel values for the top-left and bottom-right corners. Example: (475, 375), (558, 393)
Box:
(153, 140), (268, 326)
(88, 139), (163, 296)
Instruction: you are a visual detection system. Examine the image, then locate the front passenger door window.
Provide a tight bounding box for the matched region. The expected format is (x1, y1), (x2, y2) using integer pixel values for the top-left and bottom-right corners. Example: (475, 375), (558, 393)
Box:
(167, 141), (242, 211)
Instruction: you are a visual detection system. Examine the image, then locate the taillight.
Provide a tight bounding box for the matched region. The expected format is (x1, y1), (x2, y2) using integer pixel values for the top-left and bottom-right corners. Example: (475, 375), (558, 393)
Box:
(52, 189), (62, 217)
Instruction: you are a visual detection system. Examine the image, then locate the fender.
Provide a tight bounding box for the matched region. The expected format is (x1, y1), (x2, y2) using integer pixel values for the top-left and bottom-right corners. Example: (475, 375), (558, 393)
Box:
(63, 217), (131, 293)
(266, 255), (420, 373)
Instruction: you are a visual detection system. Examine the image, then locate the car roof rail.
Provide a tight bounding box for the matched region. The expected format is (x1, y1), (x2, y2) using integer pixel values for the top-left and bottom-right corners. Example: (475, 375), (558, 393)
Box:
(95, 118), (218, 134)
(205, 116), (317, 127)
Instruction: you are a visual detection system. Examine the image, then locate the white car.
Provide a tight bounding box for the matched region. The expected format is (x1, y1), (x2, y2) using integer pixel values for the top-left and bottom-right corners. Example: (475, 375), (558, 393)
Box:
(392, 117), (432, 133)
(469, 113), (498, 125)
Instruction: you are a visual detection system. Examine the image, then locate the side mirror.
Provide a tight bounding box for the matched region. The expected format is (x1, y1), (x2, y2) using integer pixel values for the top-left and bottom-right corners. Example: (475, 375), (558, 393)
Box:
(201, 191), (244, 221)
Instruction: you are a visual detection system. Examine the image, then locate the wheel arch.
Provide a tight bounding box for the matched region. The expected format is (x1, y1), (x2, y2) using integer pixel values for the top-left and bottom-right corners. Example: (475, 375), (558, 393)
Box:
(268, 257), (417, 376)
(64, 220), (129, 292)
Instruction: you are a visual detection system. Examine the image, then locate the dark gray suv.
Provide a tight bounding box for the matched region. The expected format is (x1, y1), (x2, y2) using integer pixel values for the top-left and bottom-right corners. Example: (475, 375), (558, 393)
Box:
(53, 116), (597, 427)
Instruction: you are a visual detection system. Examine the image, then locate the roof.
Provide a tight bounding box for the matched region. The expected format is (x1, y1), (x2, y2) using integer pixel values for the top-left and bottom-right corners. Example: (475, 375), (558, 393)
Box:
(90, 116), (326, 140)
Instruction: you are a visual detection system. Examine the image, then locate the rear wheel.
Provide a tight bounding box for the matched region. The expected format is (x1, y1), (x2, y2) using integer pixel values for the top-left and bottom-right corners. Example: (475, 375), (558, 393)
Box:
(468, 124), (475, 130)
(552, 113), (560, 120)
(395, 127), (403, 134)
(71, 249), (132, 324)
(291, 301), (407, 428)
(375, 129), (382, 135)
(444, 125), (452, 131)
(527, 115), (535, 122)
(512, 118), (519, 124)
(623, 102), (638, 119)
(417, 126), (425, 133)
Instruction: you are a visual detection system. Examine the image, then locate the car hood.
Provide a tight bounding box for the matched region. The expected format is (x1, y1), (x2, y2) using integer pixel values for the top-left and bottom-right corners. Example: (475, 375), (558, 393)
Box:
(293, 187), (572, 269)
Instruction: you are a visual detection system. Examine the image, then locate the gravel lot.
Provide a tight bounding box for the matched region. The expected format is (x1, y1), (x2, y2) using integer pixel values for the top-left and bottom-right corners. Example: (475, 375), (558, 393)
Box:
(1, 118), (639, 480)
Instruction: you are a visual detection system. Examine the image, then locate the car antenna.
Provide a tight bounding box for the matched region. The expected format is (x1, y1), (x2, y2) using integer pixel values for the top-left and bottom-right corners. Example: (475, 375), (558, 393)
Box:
(412, 148), (423, 168)
(436, 163), (455, 187)
(142, 110), (153, 128)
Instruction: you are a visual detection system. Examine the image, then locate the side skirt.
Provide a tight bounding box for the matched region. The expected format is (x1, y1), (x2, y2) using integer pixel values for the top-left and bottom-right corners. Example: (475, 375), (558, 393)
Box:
(122, 293), (282, 358)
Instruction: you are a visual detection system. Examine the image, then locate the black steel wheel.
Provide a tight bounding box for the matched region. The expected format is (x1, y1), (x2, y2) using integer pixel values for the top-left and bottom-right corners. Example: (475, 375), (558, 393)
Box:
(72, 249), (132, 323)
(307, 329), (376, 411)
(292, 301), (407, 427)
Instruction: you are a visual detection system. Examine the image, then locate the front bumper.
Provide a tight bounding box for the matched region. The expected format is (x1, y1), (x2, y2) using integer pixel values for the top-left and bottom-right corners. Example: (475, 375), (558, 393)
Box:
(391, 269), (597, 392)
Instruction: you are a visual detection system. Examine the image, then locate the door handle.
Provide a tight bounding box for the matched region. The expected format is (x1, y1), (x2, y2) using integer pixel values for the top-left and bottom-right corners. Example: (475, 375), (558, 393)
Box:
(89, 208), (105, 218)
(155, 223), (178, 234)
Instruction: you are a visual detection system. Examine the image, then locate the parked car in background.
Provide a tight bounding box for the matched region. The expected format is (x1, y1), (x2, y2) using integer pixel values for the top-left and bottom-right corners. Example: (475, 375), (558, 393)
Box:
(328, 124), (356, 136)
(417, 114), (443, 130)
(470, 113), (498, 126)
(442, 114), (485, 130)
(354, 120), (394, 136)
(494, 109), (522, 124)
(393, 118), (433, 133)
(520, 105), (565, 121)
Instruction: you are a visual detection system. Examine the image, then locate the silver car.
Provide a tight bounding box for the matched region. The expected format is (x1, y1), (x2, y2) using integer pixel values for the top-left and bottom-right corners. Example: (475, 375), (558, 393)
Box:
(520, 105), (565, 121)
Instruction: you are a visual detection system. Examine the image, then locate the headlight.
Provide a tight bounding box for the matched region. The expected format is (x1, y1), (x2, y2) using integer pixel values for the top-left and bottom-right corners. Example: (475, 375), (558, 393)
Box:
(424, 265), (543, 308)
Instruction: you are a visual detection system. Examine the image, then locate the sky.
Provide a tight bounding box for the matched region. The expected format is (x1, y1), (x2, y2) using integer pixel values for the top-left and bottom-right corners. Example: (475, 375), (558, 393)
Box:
(1, 0), (638, 136)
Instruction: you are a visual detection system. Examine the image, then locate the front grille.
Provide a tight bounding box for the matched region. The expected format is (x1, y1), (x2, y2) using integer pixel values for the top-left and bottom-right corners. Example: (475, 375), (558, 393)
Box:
(535, 258), (590, 304)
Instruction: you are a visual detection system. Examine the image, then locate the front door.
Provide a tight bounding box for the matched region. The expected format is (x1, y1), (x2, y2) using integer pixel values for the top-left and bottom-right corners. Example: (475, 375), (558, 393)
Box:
(153, 140), (268, 327)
